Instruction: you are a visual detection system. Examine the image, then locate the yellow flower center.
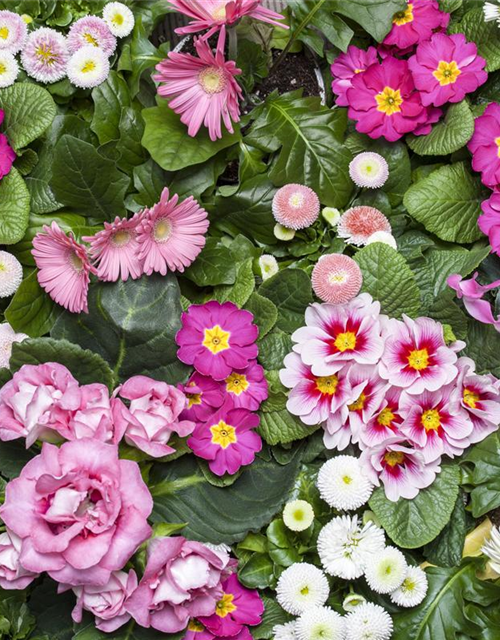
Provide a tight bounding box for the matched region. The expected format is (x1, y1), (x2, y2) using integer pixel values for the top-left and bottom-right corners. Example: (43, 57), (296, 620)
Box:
(348, 392), (366, 412)
(188, 620), (205, 633)
(377, 407), (395, 427)
(199, 66), (226, 94)
(384, 451), (405, 467)
(407, 348), (429, 371)
(300, 586), (309, 595)
(210, 420), (237, 449)
(289, 192), (304, 207)
(81, 60), (96, 73)
(495, 137), (500, 158)
(433, 60), (461, 86)
(393, 3), (414, 25)
(354, 68), (363, 74)
(329, 272), (347, 284)
(315, 375), (338, 395)
(111, 229), (131, 247)
(342, 475), (353, 485)
(463, 388), (480, 409)
(212, 4), (227, 20)
(225, 373), (249, 395)
(69, 252), (84, 272)
(203, 325), (230, 354)
(84, 32), (99, 46)
(154, 218), (172, 242)
(0, 26), (9, 40)
(215, 593), (237, 618)
(0, 63), (6, 75)
(375, 86), (403, 115)
(421, 408), (441, 432)
(36, 45), (57, 65)
(402, 577), (416, 592)
(334, 331), (357, 352)
(111, 12), (124, 26)
(186, 392), (202, 408)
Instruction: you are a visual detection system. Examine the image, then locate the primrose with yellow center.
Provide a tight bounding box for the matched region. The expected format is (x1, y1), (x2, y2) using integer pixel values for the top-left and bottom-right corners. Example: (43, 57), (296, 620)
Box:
(334, 330), (357, 352)
(225, 372), (249, 395)
(215, 593), (237, 618)
(203, 325), (231, 354)
(375, 86), (403, 116)
(421, 408), (441, 432)
(433, 60), (461, 86)
(407, 348), (429, 371)
(210, 420), (237, 449)
(393, 3), (414, 25)
(315, 375), (338, 395)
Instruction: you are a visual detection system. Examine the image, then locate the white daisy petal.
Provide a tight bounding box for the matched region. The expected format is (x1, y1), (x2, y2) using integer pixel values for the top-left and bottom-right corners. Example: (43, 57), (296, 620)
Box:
(276, 563), (330, 616)
(273, 621), (297, 640)
(364, 546), (408, 594)
(345, 602), (393, 640)
(295, 606), (345, 640)
(390, 565), (428, 607)
(317, 456), (374, 511)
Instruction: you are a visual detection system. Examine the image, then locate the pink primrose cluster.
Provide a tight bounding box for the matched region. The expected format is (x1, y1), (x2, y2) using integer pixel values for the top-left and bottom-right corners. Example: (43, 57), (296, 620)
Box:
(0, 109), (15, 181)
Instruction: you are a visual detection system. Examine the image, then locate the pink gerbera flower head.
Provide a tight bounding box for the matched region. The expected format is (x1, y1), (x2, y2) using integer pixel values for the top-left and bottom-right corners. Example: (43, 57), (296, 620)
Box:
(84, 214), (142, 282)
(330, 45), (378, 107)
(383, 0), (450, 50)
(136, 187), (209, 276)
(0, 11), (27, 53)
(358, 385), (403, 450)
(447, 272), (500, 331)
(154, 27), (242, 142)
(311, 254), (363, 305)
(379, 315), (462, 395)
(346, 57), (428, 142)
(21, 27), (69, 84)
(222, 360), (268, 411)
(349, 152), (389, 189)
(468, 103), (500, 189)
(337, 206), (392, 247)
(188, 406), (261, 476)
(67, 16), (117, 56)
(345, 364), (388, 434)
(272, 184), (320, 230)
(408, 33), (487, 107)
(176, 301), (259, 381)
(179, 372), (226, 423)
(292, 293), (384, 377)
(479, 192), (500, 255)
(32, 222), (95, 314)
(0, 117), (15, 180)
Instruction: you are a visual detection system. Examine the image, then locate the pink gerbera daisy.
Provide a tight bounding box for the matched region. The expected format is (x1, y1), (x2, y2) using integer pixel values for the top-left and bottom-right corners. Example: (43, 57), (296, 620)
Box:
(0, 11), (27, 54)
(272, 184), (320, 230)
(358, 385), (403, 449)
(468, 103), (500, 190)
(222, 360), (268, 411)
(337, 206), (392, 246)
(331, 45), (378, 107)
(383, 0), (450, 50)
(32, 222), (95, 314)
(67, 16), (117, 55)
(311, 254), (363, 305)
(21, 27), (69, 84)
(84, 215), (142, 282)
(154, 27), (242, 141)
(136, 187), (209, 276)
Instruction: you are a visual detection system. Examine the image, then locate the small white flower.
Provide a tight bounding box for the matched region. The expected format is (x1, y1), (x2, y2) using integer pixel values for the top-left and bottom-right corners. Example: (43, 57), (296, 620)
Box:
(342, 593), (366, 613)
(482, 526), (500, 573)
(317, 456), (374, 511)
(295, 606), (345, 640)
(283, 500), (315, 532)
(274, 223), (296, 241)
(273, 621), (297, 640)
(484, 1), (500, 22)
(364, 546), (408, 594)
(0, 323), (28, 369)
(259, 254), (279, 281)
(0, 251), (23, 298)
(390, 565), (428, 607)
(318, 515), (385, 580)
(345, 602), (393, 640)
(349, 152), (389, 189)
(276, 563), (330, 615)
(0, 51), (18, 87)
(67, 46), (110, 89)
(322, 207), (341, 226)
(365, 231), (397, 250)
(103, 2), (135, 37)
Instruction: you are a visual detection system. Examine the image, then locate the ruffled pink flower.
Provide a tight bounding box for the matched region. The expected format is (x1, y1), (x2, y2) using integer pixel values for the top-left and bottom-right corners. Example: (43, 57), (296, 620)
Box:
(199, 574), (264, 636)
(337, 206), (392, 246)
(222, 360), (268, 410)
(358, 385), (403, 449)
(447, 272), (500, 332)
(0, 439), (152, 586)
(32, 222), (95, 314)
(331, 46), (378, 107)
(346, 57), (428, 142)
(136, 188), (209, 276)
(126, 536), (234, 633)
(292, 294), (384, 376)
(67, 16), (116, 55)
(180, 372), (226, 422)
(0, 529), (39, 590)
(345, 364), (388, 434)
(383, 0), (450, 50)
(468, 103), (500, 189)
(154, 27), (242, 141)
(311, 254), (363, 305)
(0, 11), (27, 53)
(0, 120), (15, 179)
(479, 192), (500, 255)
(188, 407), (261, 476)
(360, 437), (441, 501)
(379, 315), (461, 394)
(117, 375), (195, 458)
(176, 301), (259, 381)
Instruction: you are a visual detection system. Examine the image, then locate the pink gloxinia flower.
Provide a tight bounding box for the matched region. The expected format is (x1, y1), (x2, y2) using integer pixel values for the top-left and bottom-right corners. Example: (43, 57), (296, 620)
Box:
(176, 301), (259, 381)
(0, 120), (15, 179)
(379, 315), (462, 394)
(0, 439), (152, 586)
(126, 536), (234, 633)
(408, 33), (487, 107)
(222, 360), (268, 410)
(383, 0), (450, 50)
(154, 27), (242, 141)
(330, 45), (378, 107)
(346, 56), (428, 142)
(447, 272), (500, 332)
(479, 192), (500, 255)
(0, 529), (39, 590)
(468, 103), (500, 189)
(188, 406), (261, 476)
(136, 187), (209, 276)
(358, 385), (403, 449)
(117, 375), (195, 458)
(199, 574), (264, 636)
(179, 372), (226, 423)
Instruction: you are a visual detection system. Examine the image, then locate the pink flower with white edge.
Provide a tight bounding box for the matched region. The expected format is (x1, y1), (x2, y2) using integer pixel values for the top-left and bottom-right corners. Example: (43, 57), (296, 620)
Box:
(379, 315), (461, 394)
(360, 437), (441, 501)
(337, 206), (392, 247)
(292, 294), (384, 376)
(447, 273), (500, 332)
(222, 360), (268, 410)
(0, 529), (39, 590)
(383, 0), (450, 50)
(358, 385), (403, 449)
(399, 386), (473, 462)
(67, 16), (116, 55)
(468, 103), (500, 190)
(345, 364), (388, 434)
(117, 375), (195, 458)
(188, 407), (261, 476)
(0, 11), (27, 53)
(0, 439), (152, 586)
(179, 372), (226, 423)
(330, 45), (378, 107)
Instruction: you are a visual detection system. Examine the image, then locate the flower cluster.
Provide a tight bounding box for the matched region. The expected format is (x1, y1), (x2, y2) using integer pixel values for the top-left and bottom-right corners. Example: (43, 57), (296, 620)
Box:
(280, 293), (500, 501)
(176, 301), (266, 476)
(0, 109), (15, 181)
(331, 0), (487, 141)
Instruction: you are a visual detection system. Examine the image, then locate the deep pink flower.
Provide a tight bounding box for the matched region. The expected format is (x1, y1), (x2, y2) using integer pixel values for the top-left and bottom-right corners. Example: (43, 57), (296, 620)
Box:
(176, 301), (259, 381)
(222, 360), (268, 410)
(154, 27), (242, 141)
(468, 103), (500, 189)
(136, 188), (209, 276)
(358, 385), (403, 449)
(199, 574), (264, 636)
(346, 57), (428, 142)
(180, 372), (226, 423)
(383, 0), (450, 50)
(345, 364), (388, 434)
(0, 115), (15, 179)
(0, 439), (152, 586)
(126, 536), (234, 633)
(0, 529), (38, 590)
(447, 272), (500, 332)
(311, 254), (363, 305)
(185, 624), (252, 640)
(67, 16), (116, 55)
(188, 407), (261, 476)
(337, 206), (392, 246)
(412, 104), (442, 136)
(479, 192), (500, 254)
(331, 46), (378, 107)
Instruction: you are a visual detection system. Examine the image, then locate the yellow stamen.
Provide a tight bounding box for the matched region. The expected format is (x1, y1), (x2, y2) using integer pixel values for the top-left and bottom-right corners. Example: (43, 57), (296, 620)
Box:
(111, 12), (124, 26)
(348, 392), (366, 412)
(210, 420), (237, 449)
(188, 620), (205, 633)
(186, 392), (202, 408)
(334, 331), (357, 352)
(203, 325), (230, 354)
(215, 593), (237, 618)
(315, 375), (338, 395)
(83, 32), (99, 46)
(377, 407), (395, 427)
(407, 348), (429, 371)
(375, 86), (403, 115)
(0, 63), (6, 74)
(111, 229), (130, 247)
(0, 26), (9, 40)
(421, 408), (441, 432)
(384, 451), (405, 467)
(199, 66), (226, 94)
(463, 388), (480, 409)
(36, 45), (57, 65)
(225, 373), (249, 395)
(433, 60), (461, 86)
(393, 3), (414, 25)
(81, 60), (96, 73)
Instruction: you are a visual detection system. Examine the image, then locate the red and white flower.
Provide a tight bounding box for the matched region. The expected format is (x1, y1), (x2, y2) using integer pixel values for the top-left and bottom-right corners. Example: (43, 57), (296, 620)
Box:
(358, 385), (403, 449)
(345, 364), (388, 434)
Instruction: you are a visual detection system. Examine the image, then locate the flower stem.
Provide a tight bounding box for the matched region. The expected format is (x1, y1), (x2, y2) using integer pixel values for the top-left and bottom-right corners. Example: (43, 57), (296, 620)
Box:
(228, 25), (238, 61)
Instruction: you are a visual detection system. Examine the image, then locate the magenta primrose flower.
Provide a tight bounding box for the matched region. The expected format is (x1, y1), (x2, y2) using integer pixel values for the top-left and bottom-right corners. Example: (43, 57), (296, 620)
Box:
(330, 45), (378, 107)
(180, 372), (226, 423)
(383, 0), (450, 50)
(185, 624), (253, 640)
(222, 359), (268, 410)
(479, 192), (500, 255)
(0, 109), (15, 180)
(447, 272), (500, 332)
(468, 103), (500, 189)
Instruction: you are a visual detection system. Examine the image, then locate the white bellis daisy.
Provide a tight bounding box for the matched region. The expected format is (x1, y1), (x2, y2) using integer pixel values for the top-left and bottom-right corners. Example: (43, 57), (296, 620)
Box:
(103, 2), (135, 37)
(345, 602), (393, 640)
(295, 606), (345, 640)
(364, 546), (408, 594)
(0, 251), (23, 297)
(390, 565), (428, 607)
(276, 563), (330, 615)
(317, 456), (374, 511)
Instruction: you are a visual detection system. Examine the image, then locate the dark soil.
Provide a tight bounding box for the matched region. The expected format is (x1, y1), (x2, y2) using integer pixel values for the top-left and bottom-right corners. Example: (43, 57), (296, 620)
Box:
(220, 159), (240, 184)
(255, 50), (321, 100)
(489, 508), (500, 527)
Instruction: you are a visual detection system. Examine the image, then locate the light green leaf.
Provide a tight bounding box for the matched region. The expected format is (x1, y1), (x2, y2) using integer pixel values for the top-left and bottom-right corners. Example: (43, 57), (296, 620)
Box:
(5, 271), (61, 338)
(245, 293), (278, 339)
(238, 553), (275, 589)
(259, 409), (318, 445)
(0, 83), (56, 150)
(407, 101), (475, 156)
(259, 269), (312, 333)
(0, 168), (30, 244)
(91, 71), (130, 144)
(450, 8), (500, 72)
(214, 258), (255, 306)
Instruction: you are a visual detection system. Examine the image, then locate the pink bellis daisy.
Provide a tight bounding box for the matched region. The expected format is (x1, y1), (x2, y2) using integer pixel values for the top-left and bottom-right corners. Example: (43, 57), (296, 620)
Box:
(66, 46), (110, 89)
(67, 16), (117, 55)
(383, 0), (450, 50)
(479, 192), (500, 255)
(447, 272), (500, 332)
(0, 11), (27, 54)
(337, 206), (392, 247)
(154, 27), (242, 142)
(330, 45), (378, 107)
(32, 222), (96, 314)
(21, 27), (69, 84)
(0, 114), (15, 180)
(84, 215), (142, 282)
(349, 152), (389, 189)
(176, 301), (259, 381)
(222, 360), (268, 411)
(179, 372), (226, 423)
(272, 184), (320, 230)
(311, 254), (363, 305)
(188, 406), (261, 476)
(408, 33), (487, 107)
(468, 103), (500, 189)
(346, 57), (428, 142)
(358, 385), (404, 450)
(136, 187), (209, 276)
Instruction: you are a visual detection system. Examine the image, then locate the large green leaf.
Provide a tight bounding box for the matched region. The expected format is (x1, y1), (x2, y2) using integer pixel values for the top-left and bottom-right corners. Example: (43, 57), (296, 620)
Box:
(0, 167), (30, 244)
(0, 440), (35, 479)
(258, 409), (318, 445)
(0, 83), (56, 150)
(259, 269), (313, 333)
(117, 104), (148, 173)
(258, 330), (292, 371)
(91, 71), (130, 144)
(463, 320), (500, 379)
(286, 0), (354, 52)
(450, 8), (500, 72)
(73, 616), (182, 640)
(183, 238), (237, 287)
(423, 492), (467, 567)
(30, 580), (74, 640)
(5, 271), (61, 337)
(245, 293), (278, 339)
(463, 431), (500, 517)
(214, 258), (255, 306)
(331, 0), (406, 41)
(407, 101), (475, 156)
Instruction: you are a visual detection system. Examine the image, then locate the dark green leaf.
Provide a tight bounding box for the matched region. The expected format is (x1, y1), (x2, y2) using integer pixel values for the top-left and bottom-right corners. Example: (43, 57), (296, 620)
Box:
(245, 293), (278, 339)
(183, 238), (237, 287)
(463, 431), (500, 517)
(5, 271), (61, 337)
(259, 269), (312, 333)
(331, 0), (407, 41)
(91, 71), (130, 144)
(423, 492), (467, 567)
(0, 440), (35, 479)
(238, 553), (275, 589)
(0, 83), (56, 150)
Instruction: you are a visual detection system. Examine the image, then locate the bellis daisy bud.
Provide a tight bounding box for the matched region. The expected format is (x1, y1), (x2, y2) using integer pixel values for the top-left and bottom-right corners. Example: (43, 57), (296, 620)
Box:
(295, 606), (345, 640)
(0, 251), (23, 298)
(0, 51), (18, 87)
(272, 184), (320, 230)
(322, 207), (341, 226)
(311, 254), (363, 305)
(390, 565), (428, 607)
(21, 14), (32, 24)
(349, 152), (389, 189)
(316, 456), (374, 511)
(274, 223), (296, 241)
(345, 602), (393, 640)
(103, 2), (135, 38)
(276, 563), (330, 615)
(283, 500), (315, 532)
(273, 621), (297, 640)
(67, 46), (110, 88)
(364, 546), (408, 594)
(342, 593), (367, 613)
(259, 254), (279, 281)
(365, 231), (397, 249)
(337, 206), (391, 246)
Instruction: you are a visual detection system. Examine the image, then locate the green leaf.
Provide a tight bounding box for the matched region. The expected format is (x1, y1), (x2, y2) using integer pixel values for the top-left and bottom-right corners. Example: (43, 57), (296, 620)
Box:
(73, 616), (181, 640)
(369, 464), (461, 548)
(423, 492), (467, 567)
(258, 330), (292, 371)
(259, 269), (312, 333)
(259, 409), (318, 446)
(463, 320), (500, 379)
(287, 0), (354, 52)
(5, 271), (61, 337)
(463, 431), (500, 517)
(183, 238), (237, 287)
(117, 104), (148, 173)
(407, 101), (475, 156)
(0, 167), (30, 244)
(245, 293), (278, 339)
(331, 0), (407, 41)
(252, 596), (291, 640)
(403, 163), (487, 243)
(29, 579), (75, 640)
(118, 16), (164, 98)
(238, 141), (267, 183)
(0, 83), (56, 150)
(450, 8), (500, 72)
(0, 440), (35, 479)
(238, 553), (275, 589)
(214, 258), (255, 306)
(267, 518), (301, 567)
(91, 71), (130, 144)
